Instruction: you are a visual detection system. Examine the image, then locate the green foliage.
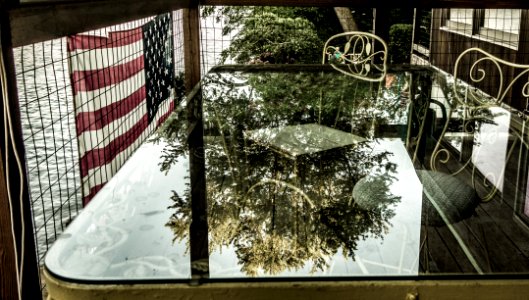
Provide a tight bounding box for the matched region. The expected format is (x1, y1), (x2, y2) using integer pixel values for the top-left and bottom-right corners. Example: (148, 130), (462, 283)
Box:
(202, 6), (422, 65)
(389, 23), (413, 64)
(161, 69), (408, 275)
(220, 12), (323, 64)
(203, 6), (347, 64)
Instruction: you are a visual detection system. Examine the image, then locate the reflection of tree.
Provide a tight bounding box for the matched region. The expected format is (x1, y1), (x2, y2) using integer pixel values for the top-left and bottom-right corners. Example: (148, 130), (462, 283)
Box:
(202, 7), (342, 64)
(242, 70), (408, 136)
(162, 69), (403, 276)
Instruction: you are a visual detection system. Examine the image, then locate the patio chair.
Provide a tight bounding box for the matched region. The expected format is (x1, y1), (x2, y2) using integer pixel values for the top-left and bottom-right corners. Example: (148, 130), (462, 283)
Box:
(320, 31), (392, 139)
(322, 31), (388, 82)
(422, 47), (529, 219)
(321, 31), (392, 205)
(419, 47), (529, 272)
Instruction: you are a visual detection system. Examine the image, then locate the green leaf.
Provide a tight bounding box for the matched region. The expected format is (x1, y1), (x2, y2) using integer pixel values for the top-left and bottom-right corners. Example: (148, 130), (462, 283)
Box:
(344, 41), (351, 54)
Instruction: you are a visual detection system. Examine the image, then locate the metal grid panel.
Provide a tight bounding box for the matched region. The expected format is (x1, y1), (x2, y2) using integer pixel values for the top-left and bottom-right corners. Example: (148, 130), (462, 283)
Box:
(13, 11), (185, 289)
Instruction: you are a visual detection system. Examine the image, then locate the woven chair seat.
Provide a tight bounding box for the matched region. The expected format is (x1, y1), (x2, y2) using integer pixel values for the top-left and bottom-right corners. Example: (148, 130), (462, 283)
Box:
(416, 169), (479, 227)
(352, 176), (390, 210)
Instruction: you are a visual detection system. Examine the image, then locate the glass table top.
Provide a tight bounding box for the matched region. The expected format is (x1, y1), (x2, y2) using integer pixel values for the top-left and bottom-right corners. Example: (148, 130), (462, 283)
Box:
(44, 135), (422, 280)
(44, 64), (529, 283)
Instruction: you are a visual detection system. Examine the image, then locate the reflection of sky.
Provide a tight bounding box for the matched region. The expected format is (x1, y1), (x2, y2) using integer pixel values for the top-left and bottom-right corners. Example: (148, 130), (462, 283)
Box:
(472, 106), (510, 192)
(45, 140), (192, 281)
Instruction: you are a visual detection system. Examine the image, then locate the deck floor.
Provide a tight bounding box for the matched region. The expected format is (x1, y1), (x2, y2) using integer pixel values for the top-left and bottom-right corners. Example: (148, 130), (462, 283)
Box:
(417, 138), (529, 275)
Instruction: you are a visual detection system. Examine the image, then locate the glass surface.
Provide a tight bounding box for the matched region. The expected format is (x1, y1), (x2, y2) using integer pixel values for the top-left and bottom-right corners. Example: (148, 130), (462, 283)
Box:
(45, 64), (529, 282)
(44, 141), (192, 281)
(45, 65), (422, 281)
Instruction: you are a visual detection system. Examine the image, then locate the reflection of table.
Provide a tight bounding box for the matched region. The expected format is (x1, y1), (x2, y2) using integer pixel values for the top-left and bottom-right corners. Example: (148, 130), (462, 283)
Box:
(244, 123), (366, 158)
(44, 65), (427, 290)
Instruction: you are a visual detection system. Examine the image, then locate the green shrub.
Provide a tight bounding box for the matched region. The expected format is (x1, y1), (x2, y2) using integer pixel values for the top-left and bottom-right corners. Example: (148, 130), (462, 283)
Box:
(389, 24), (413, 64)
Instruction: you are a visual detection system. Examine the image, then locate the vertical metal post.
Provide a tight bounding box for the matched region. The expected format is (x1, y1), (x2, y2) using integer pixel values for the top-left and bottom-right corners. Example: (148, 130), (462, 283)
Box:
(183, 3), (209, 281)
(472, 9), (484, 35)
(411, 8), (418, 63)
(1, 1), (42, 299)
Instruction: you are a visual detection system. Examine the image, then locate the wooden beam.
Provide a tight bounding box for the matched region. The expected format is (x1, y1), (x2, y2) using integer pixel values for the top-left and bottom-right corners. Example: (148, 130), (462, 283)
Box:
(199, 0), (529, 8)
(6, 0), (529, 47)
(9, 0), (191, 47)
(0, 10), (42, 299)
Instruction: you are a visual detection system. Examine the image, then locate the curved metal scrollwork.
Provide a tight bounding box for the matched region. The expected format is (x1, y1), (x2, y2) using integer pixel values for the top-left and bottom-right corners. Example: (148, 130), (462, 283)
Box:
(431, 47), (529, 202)
(322, 31), (388, 82)
(452, 47), (529, 108)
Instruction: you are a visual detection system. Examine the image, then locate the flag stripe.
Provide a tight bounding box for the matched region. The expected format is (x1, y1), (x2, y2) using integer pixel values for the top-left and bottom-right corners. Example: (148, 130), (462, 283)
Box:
(156, 100), (174, 127)
(80, 99), (174, 177)
(69, 39), (144, 72)
(73, 71), (145, 111)
(71, 55), (144, 94)
(81, 101), (174, 190)
(77, 102), (146, 157)
(81, 134), (145, 193)
(80, 114), (149, 178)
(67, 28), (143, 51)
(84, 184), (105, 206)
(80, 100), (173, 178)
(76, 86), (146, 132)
(69, 13), (174, 206)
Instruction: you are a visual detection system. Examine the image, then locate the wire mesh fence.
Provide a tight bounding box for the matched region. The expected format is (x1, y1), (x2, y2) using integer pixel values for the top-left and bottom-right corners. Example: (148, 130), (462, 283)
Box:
(13, 10), (186, 289)
(15, 37), (81, 269)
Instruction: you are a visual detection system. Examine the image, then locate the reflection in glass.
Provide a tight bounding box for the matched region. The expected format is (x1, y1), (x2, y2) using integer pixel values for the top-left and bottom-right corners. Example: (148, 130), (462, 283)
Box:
(161, 69), (407, 276)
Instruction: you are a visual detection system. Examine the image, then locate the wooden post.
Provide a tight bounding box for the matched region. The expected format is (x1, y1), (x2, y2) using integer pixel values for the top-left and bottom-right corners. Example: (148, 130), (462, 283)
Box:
(183, 3), (209, 281)
(183, 5), (201, 93)
(472, 9), (484, 35)
(1, 1), (42, 298)
(509, 10), (529, 110)
(0, 148), (20, 300)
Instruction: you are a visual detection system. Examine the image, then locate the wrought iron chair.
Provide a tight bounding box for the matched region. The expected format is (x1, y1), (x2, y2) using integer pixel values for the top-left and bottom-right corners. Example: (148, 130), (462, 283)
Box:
(322, 32), (418, 274)
(419, 47), (529, 273)
(322, 31), (388, 82)
(320, 31), (390, 139)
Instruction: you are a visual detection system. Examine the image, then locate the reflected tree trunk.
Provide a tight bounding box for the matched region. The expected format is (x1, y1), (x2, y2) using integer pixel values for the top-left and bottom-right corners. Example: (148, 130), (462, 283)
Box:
(334, 7), (359, 32)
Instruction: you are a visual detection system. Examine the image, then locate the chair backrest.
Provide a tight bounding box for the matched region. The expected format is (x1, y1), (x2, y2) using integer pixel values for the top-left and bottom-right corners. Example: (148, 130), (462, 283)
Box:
(452, 47), (529, 108)
(428, 47), (529, 201)
(322, 31), (388, 82)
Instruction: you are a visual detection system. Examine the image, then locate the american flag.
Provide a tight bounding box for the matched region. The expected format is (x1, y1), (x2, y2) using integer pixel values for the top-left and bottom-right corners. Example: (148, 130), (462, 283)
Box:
(67, 13), (175, 206)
